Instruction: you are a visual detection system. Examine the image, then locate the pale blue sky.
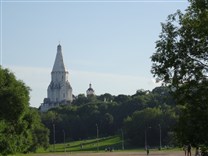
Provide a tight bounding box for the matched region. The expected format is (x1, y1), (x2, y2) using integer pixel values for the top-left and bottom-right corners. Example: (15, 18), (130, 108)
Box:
(1, 0), (188, 108)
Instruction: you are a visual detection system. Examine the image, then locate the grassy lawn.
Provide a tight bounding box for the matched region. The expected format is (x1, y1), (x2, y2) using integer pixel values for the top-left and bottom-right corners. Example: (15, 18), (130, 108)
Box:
(12, 136), (184, 156)
(37, 136), (122, 153)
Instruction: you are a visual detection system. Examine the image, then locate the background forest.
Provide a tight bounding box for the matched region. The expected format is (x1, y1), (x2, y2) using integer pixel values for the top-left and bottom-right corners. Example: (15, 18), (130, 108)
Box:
(41, 87), (178, 148)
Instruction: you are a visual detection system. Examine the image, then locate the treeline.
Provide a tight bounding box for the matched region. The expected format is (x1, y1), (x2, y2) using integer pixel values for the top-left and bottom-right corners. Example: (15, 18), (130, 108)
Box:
(41, 87), (179, 148)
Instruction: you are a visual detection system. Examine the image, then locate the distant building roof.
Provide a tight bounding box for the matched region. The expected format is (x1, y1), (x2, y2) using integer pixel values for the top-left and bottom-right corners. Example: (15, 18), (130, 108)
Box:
(52, 44), (67, 72)
(86, 83), (95, 96)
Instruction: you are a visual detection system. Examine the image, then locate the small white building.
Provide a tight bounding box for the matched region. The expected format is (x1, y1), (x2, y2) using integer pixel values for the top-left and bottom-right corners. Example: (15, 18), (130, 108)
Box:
(40, 44), (73, 112)
(86, 83), (95, 97)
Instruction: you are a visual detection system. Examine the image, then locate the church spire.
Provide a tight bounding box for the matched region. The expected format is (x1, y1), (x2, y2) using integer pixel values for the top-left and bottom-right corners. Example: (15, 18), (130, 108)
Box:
(52, 44), (67, 72)
(40, 44), (73, 112)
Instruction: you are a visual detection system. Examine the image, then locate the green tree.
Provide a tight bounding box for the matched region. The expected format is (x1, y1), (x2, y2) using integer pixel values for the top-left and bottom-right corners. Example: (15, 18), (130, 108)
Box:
(124, 107), (177, 147)
(0, 67), (49, 155)
(0, 67), (30, 155)
(97, 93), (114, 102)
(72, 94), (89, 106)
(0, 68), (29, 122)
(151, 0), (208, 146)
(24, 108), (49, 152)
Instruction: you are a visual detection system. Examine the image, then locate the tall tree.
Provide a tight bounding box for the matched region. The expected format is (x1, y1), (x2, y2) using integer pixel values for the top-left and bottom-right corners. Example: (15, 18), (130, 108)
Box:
(0, 67), (49, 155)
(0, 67), (30, 154)
(124, 107), (177, 147)
(151, 0), (208, 146)
(0, 67), (30, 122)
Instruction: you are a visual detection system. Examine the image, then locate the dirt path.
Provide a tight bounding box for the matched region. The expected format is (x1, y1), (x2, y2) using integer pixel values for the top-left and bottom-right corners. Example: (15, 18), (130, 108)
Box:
(32, 151), (185, 156)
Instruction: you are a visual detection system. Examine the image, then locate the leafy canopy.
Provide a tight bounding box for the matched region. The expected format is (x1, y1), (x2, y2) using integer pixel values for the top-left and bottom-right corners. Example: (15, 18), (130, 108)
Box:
(0, 67), (30, 122)
(151, 0), (208, 146)
(0, 66), (49, 155)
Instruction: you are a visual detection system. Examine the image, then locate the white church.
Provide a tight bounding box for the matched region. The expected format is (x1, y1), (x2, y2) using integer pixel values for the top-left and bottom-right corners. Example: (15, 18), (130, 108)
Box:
(40, 44), (73, 112)
(40, 44), (95, 112)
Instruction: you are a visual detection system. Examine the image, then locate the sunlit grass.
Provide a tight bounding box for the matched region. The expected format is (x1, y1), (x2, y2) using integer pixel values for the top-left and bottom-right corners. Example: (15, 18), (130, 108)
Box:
(36, 135), (122, 153)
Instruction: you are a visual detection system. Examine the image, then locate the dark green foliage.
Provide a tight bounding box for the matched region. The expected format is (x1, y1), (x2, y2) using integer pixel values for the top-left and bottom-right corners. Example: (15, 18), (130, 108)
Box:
(72, 94), (89, 105)
(124, 107), (177, 147)
(201, 145), (208, 156)
(0, 67), (49, 155)
(0, 68), (29, 122)
(25, 108), (50, 151)
(41, 86), (177, 148)
(151, 0), (208, 147)
(175, 82), (208, 146)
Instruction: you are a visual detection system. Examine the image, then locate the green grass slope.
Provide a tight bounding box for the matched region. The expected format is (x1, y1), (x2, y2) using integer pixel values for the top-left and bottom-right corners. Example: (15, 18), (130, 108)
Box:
(37, 136), (122, 153)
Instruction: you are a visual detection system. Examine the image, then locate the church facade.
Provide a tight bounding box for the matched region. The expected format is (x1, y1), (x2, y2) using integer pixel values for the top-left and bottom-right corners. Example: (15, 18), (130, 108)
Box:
(40, 44), (73, 112)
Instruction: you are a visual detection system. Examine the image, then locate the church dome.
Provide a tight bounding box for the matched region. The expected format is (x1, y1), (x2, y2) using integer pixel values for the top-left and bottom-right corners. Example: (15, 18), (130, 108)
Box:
(86, 83), (95, 96)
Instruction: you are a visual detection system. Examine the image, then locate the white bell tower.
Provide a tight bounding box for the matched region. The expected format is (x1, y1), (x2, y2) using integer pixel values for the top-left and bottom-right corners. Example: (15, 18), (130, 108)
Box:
(40, 44), (73, 112)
